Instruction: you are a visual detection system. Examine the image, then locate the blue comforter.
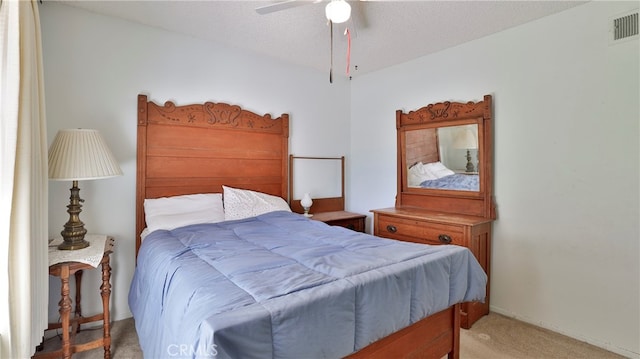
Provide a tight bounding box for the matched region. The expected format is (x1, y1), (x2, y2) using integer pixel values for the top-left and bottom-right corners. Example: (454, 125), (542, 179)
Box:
(129, 211), (486, 358)
(421, 173), (479, 191)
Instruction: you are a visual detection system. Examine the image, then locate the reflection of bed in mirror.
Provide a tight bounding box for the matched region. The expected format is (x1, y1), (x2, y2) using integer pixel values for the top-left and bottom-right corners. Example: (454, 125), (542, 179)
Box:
(418, 172), (478, 191)
(406, 124), (479, 191)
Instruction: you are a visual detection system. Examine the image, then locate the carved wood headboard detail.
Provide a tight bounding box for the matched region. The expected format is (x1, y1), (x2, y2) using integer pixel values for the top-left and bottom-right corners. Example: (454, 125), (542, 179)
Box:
(136, 94), (289, 256)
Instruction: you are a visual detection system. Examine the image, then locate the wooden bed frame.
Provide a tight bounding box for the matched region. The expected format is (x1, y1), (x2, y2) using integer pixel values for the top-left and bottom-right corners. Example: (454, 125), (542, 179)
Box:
(135, 94), (461, 359)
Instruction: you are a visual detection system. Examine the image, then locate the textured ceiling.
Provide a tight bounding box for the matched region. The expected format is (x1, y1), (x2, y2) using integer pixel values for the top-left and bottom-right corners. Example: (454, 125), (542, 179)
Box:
(56, 1), (587, 79)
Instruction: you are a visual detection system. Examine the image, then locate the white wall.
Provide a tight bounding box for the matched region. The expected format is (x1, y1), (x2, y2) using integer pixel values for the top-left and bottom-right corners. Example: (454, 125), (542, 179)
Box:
(40, 2), (350, 324)
(350, 2), (639, 358)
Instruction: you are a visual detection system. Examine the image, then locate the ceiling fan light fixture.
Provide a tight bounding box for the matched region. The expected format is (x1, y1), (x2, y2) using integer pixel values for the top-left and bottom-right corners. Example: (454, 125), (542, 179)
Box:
(325, 0), (351, 24)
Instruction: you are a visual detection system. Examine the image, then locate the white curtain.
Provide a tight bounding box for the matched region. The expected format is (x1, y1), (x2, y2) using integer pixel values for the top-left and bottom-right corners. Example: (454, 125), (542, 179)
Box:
(0, 0), (49, 358)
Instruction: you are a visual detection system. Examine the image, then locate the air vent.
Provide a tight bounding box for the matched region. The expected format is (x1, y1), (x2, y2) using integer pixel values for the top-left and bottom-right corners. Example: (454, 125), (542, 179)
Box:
(613, 11), (638, 41)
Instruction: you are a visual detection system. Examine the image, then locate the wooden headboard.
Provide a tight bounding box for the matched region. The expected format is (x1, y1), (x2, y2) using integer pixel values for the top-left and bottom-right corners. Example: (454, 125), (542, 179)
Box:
(136, 94), (289, 255)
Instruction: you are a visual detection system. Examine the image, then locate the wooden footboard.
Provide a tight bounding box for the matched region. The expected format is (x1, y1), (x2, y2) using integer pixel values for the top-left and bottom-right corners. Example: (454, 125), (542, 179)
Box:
(347, 303), (461, 359)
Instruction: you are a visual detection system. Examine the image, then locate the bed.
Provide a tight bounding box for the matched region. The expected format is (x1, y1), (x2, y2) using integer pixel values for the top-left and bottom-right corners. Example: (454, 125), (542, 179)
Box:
(130, 94), (487, 359)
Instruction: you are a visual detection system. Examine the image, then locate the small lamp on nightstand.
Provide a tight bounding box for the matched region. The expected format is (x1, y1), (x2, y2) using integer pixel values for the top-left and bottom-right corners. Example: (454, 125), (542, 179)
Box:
(453, 126), (478, 173)
(301, 193), (313, 217)
(48, 129), (123, 250)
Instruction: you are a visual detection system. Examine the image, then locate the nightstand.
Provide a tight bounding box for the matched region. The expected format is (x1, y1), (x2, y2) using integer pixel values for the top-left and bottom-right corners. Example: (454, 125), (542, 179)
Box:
(34, 235), (114, 359)
(312, 211), (366, 232)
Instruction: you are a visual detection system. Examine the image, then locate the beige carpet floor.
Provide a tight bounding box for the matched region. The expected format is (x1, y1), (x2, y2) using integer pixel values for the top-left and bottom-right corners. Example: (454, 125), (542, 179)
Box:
(38, 312), (625, 358)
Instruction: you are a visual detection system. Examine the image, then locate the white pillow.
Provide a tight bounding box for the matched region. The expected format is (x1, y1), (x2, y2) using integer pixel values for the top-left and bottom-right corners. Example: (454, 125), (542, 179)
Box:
(408, 162), (438, 186)
(223, 185), (291, 221)
(144, 193), (225, 232)
(408, 163), (425, 186)
(424, 161), (455, 179)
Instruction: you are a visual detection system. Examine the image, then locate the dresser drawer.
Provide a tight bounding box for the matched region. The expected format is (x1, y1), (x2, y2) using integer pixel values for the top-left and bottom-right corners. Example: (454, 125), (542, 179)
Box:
(421, 224), (464, 246)
(376, 214), (464, 246)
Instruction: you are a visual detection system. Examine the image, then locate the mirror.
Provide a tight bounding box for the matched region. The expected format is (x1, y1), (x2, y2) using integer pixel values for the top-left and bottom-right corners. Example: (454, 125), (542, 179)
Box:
(406, 124), (479, 191)
(395, 95), (494, 219)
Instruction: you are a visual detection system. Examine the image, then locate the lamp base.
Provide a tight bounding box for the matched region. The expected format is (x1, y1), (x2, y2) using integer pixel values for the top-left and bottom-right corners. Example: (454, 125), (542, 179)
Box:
(465, 149), (476, 173)
(58, 180), (91, 250)
(303, 205), (313, 217)
(58, 237), (90, 250)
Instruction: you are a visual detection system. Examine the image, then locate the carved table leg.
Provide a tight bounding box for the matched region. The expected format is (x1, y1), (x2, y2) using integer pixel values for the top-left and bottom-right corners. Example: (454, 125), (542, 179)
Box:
(101, 257), (112, 359)
(59, 265), (72, 359)
(74, 269), (83, 332)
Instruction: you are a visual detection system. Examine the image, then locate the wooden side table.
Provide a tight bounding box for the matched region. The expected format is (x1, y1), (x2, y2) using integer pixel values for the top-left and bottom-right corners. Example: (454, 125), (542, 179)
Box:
(312, 211), (366, 232)
(34, 235), (114, 359)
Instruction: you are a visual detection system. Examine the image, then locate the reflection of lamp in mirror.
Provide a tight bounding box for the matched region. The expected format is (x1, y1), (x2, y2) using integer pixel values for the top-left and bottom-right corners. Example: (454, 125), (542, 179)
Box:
(48, 129), (123, 250)
(453, 127), (478, 173)
(301, 193), (313, 217)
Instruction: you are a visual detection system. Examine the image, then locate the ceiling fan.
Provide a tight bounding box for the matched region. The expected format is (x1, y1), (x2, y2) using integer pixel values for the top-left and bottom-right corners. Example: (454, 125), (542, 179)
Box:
(256, 0), (360, 82)
(256, 0), (353, 24)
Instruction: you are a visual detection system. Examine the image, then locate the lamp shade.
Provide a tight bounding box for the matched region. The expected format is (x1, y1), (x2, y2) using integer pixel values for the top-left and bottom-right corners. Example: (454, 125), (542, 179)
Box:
(453, 127), (478, 150)
(301, 193), (313, 208)
(325, 0), (351, 24)
(48, 129), (123, 181)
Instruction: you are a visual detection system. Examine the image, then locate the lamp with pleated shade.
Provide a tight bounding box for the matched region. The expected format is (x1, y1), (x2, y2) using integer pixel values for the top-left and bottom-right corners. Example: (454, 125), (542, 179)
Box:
(453, 126), (478, 173)
(48, 129), (123, 250)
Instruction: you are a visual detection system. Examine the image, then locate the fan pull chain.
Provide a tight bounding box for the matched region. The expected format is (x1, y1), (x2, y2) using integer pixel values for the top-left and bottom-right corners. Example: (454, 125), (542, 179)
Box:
(329, 20), (333, 83)
(344, 28), (351, 76)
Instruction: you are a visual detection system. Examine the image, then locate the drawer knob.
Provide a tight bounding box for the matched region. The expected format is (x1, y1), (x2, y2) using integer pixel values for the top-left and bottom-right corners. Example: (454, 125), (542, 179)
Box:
(386, 225), (397, 233)
(438, 234), (452, 244)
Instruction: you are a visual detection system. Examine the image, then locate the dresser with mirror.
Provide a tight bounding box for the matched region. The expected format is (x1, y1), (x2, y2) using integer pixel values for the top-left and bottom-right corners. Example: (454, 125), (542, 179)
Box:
(371, 94), (496, 329)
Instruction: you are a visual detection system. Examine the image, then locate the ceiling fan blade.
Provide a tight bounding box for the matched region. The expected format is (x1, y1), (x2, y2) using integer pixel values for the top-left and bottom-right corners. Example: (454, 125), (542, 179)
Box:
(255, 0), (319, 15)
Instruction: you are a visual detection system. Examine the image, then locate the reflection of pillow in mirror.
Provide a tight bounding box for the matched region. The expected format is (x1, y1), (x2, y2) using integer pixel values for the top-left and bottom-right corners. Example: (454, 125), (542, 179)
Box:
(424, 161), (455, 179)
(415, 162), (435, 179)
(223, 185), (291, 220)
(144, 193), (225, 232)
(408, 164), (424, 186)
(408, 162), (438, 186)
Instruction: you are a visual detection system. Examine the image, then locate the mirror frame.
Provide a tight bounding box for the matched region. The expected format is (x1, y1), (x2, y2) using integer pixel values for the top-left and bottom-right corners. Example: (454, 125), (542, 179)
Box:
(396, 94), (495, 219)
